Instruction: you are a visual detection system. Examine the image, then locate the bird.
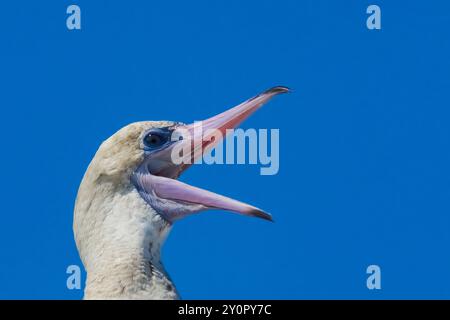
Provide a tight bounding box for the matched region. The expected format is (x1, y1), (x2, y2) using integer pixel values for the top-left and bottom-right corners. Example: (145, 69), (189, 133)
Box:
(73, 86), (289, 299)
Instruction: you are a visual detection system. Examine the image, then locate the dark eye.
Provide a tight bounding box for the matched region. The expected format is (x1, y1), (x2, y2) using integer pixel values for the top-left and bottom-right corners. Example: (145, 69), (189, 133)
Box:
(143, 132), (167, 149)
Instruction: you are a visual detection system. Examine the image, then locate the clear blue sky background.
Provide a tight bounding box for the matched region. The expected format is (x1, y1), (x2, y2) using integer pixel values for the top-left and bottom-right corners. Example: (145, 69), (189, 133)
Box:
(0, 1), (449, 299)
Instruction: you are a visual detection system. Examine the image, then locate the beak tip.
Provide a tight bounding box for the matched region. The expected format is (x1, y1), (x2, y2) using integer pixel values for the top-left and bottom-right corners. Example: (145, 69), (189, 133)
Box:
(264, 86), (291, 95)
(249, 209), (274, 222)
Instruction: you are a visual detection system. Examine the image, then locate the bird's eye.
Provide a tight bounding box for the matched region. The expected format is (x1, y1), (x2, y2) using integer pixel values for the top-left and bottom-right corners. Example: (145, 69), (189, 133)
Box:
(143, 132), (167, 149)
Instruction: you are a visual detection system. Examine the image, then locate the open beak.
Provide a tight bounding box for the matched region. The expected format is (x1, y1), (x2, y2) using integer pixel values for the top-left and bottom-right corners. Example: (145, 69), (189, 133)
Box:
(136, 86), (289, 222)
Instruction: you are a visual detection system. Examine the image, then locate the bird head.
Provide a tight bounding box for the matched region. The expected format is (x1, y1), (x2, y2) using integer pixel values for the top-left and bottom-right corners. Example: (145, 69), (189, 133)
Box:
(80, 87), (289, 226)
(74, 87), (289, 266)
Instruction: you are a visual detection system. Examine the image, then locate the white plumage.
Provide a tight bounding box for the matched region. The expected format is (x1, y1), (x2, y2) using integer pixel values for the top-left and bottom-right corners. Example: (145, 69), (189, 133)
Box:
(74, 122), (179, 299)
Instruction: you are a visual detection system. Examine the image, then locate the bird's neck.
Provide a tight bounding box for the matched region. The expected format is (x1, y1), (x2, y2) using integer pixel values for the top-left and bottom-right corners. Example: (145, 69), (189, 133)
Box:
(76, 183), (179, 299)
(83, 239), (179, 300)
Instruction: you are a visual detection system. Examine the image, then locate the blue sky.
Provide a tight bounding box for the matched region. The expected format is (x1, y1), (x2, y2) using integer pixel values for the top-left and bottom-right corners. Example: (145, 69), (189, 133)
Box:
(0, 0), (450, 299)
